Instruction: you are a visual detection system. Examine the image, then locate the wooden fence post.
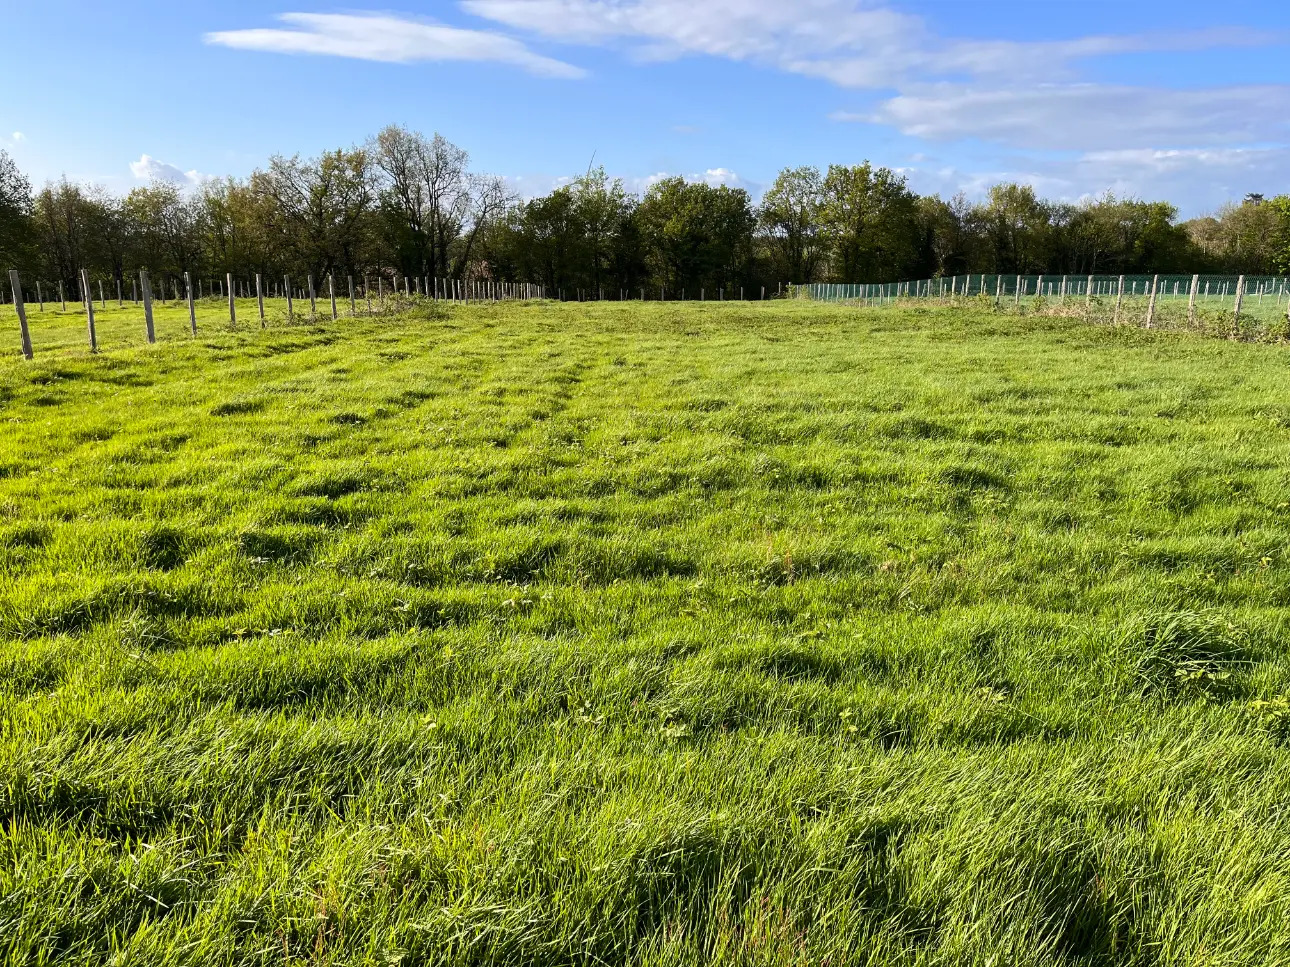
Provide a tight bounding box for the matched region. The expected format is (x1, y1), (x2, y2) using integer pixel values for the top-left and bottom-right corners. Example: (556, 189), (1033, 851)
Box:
(79, 269), (97, 350)
(98, 280), (105, 308)
(329, 274), (337, 320)
(348, 276), (355, 316)
(59, 280), (66, 311)
(36, 281), (43, 311)
(284, 275), (294, 320)
(256, 273), (265, 326)
(1233, 275), (1245, 337)
(185, 271), (197, 336)
(140, 269), (155, 344)
(1085, 274), (1094, 309)
(307, 275), (318, 318)
(9, 271), (33, 359)
(226, 273), (236, 327)
(1114, 275), (1124, 323)
(1146, 274), (1159, 328)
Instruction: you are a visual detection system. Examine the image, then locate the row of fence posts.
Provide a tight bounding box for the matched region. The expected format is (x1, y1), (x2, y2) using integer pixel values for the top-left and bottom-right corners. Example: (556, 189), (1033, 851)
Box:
(5, 269), (547, 360)
(799, 273), (1290, 328)
(558, 285), (778, 301)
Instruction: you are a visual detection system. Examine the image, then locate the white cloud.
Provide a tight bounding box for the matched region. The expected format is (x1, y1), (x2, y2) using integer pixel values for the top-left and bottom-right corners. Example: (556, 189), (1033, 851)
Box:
(701, 167), (743, 187)
(11, 132), (24, 142)
(856, 83), (1290, 151)
(894, 146), (1290, 218)
(504, 168), (758, 200)
(464, 0), (1290, 201)
(626, 168), (757, 194)
(205, 12), (585, 78)
(462, 0), (1278, 88)
(130, 154), (205, 186)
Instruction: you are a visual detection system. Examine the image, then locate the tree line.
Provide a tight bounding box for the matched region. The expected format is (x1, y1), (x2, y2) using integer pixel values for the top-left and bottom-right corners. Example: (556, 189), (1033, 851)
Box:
(2, 124), (1288, 301)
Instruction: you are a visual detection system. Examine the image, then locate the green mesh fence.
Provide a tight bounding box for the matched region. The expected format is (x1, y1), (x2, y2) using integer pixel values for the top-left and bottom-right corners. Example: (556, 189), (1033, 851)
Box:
(791, 274), (1290, 337)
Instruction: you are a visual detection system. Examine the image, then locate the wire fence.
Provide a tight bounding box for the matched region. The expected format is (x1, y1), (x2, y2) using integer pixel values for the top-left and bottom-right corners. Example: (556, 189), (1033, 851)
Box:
(1, 268), (545, 360)
(792, 274), (1290, 339)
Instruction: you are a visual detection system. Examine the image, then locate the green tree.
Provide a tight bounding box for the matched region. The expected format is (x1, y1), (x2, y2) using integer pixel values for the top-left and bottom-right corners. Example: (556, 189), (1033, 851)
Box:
(0, 149), (36, 276)
(976, 183), (1051, 274)
(638, 178), (754, 294)
(260, 149), (376, 282)
(1271, 196), (1290, 274)
(759, 166), (825, 284)
(819, 163), (921, 283)
(917, 193), (974, 278)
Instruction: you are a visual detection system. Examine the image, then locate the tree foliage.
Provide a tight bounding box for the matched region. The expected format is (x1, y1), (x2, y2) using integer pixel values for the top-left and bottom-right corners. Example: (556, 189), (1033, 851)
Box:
(0, 133), (1284, 298)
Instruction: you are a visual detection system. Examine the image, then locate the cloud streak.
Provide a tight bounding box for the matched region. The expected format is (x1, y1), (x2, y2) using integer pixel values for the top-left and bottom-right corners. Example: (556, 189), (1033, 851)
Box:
(463, 0), (1287, 209)
(205, 12), (585, 78)
(462, 0), (1279, 88)
(130, 154), (205, 186)
(844, 83), (1290, 151)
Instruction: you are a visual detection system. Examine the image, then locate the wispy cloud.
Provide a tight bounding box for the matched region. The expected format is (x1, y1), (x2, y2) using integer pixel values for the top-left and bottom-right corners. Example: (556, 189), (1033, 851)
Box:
(504, 167), (758, 200)
(462, 0), (1279, 88)
(848, 84), (1290, 151)
(204, 12), (585, 78)
(130, 154), (206, 186)
(462, 0), (1287, 209)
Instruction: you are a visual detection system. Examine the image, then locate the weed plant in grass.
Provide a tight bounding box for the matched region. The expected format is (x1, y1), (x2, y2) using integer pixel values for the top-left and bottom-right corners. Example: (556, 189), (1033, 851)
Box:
(4, 301), (1290, 965)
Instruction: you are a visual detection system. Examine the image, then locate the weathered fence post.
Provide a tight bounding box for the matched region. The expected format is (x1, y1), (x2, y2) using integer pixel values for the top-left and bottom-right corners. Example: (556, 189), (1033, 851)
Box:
(36, 281), (43, 311)
(226, 273), (236, 327)
(59, 280), (66, 311)
(1146, 274), (1159, 328)
(82, 269), (98, 350)
(256, 273), (265, 326)
(348, 276), (355, 316)
(329, 274), (338, 320)
(1233, 275), (1245, 335)
(9, 271), (33, 359)
(1114, 275), (1124, 323)
(1187, 274), (1199, 326)
(140, 269), (156, 344)
(308, 275), (317, 319)
(185, 271), (197, 336)
(98, 280), (105, 308)
(1085, 274), (1094, 310)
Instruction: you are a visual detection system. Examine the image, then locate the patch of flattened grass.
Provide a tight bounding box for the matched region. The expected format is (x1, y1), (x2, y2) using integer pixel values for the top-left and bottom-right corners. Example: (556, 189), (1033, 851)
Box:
(210, 397), (267, 417)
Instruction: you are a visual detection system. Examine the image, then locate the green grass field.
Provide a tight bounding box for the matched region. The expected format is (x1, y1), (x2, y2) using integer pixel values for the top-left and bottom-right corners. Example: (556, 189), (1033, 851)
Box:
(5, 300), (1290, 965)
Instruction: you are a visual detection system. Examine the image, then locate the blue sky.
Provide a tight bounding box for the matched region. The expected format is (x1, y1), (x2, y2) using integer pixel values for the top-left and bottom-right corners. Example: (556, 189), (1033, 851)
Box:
(3, 0), (1288, 217)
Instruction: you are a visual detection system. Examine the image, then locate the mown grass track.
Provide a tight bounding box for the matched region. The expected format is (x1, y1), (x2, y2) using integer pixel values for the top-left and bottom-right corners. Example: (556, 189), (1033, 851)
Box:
(4, 301), (1290, 965)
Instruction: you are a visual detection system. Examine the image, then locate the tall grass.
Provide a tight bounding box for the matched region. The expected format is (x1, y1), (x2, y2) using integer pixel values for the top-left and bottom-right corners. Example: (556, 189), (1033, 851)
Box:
(4, 300), (1290, 964)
